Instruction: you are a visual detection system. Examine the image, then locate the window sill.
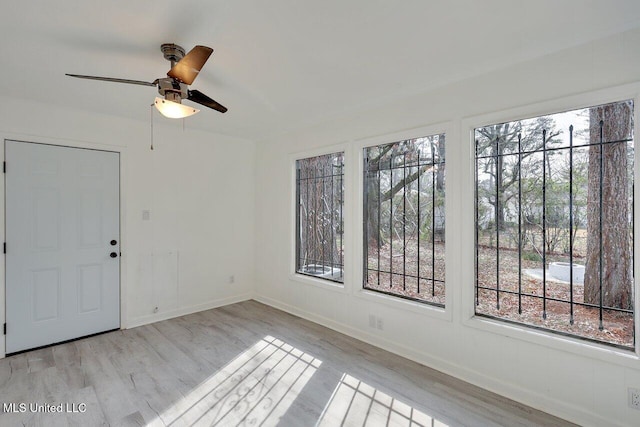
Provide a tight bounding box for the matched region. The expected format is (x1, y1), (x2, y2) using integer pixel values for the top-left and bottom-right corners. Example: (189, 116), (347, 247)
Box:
(463, 313), (640, 368)
(289, 272), (348, 293)
(354, 288), (451, 322)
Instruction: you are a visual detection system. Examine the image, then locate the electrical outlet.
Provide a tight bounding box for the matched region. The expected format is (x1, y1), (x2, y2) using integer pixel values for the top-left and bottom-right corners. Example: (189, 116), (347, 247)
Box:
(376, 317), (384, 330)
(630, 387), (640, 410)
(228, 275), (235, 284)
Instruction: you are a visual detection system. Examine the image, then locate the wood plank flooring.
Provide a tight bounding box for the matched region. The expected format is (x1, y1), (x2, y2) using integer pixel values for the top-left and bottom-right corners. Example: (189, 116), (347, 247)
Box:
(0, 300), (575, 426)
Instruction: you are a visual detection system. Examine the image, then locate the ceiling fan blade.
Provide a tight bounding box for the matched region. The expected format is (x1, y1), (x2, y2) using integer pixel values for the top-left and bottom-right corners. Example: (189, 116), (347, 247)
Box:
(65, 74), (157, 87)
(167, 45), (213, 85)
(188, 89), (227, 113)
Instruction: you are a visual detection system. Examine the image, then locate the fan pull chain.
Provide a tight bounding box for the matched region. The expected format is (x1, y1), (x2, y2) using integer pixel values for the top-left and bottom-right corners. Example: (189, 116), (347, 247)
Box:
(150, 103), (154, 150)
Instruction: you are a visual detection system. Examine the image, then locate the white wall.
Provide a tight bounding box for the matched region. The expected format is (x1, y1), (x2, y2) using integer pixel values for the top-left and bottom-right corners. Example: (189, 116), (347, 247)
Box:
(253, 28), (640, 426)
(0, 96), (256, 356)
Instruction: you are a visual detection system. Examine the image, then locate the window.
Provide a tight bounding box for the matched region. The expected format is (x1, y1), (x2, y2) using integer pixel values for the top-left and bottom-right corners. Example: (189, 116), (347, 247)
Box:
(295, 152), (344, 283)
(363, 135), (445, 305)
(475, 100), (634, 349)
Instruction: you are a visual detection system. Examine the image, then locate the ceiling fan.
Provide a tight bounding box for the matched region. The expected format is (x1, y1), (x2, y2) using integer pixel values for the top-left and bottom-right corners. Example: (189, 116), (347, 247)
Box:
(66, 43), (227, 118)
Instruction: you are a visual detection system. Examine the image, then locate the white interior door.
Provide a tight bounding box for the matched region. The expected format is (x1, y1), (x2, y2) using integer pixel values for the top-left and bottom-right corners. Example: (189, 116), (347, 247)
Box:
(5, 140), (120, 353)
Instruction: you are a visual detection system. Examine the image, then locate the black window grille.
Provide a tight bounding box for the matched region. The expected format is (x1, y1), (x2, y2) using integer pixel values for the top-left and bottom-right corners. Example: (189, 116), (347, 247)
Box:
(296, 152), (344, 283)
(363, 135), (445, 305)
(475, 99), (635, 349)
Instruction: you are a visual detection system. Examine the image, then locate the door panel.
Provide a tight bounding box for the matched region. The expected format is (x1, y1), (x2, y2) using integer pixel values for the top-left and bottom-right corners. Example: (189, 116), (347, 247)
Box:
(77, 263), (103, 313)
(33, 188), (61, 251)
(78, 190), (103, 248)
(6, 141), (120, 353)
(32, 268), (61, 322)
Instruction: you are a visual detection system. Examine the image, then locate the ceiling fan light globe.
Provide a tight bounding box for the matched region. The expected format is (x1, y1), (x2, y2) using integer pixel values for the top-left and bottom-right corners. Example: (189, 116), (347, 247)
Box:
(154, 97), (199, 119)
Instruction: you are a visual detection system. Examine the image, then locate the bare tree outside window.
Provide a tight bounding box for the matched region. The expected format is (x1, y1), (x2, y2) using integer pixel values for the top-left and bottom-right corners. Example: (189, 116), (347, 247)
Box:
(296, 153), (344, 283)
(475, 100), (634, 348)
(364, 135), (445, 305)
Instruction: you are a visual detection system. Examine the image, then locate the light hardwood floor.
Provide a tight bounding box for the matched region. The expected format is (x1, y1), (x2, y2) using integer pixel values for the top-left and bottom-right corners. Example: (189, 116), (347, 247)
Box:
(0, 300), (575, 426)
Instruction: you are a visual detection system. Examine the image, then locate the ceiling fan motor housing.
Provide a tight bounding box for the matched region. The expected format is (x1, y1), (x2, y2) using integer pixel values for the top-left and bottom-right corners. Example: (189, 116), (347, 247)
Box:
(160, 43), (186, 65)
(157, 77), (188, 102)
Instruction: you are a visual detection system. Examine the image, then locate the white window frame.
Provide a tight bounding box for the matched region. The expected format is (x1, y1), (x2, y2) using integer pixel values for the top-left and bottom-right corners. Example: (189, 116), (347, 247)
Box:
(353, 123), (454, 321)
(460, 83), (640, 364)
(290, 144), (351, 293)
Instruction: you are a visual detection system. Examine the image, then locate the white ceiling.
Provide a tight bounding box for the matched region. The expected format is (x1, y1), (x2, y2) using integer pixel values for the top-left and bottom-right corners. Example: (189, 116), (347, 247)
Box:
(2, 1), (640, 141)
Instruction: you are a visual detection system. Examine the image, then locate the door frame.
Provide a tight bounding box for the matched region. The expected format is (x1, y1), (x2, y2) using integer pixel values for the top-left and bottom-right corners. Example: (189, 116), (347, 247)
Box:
(0, 135), (128, 358)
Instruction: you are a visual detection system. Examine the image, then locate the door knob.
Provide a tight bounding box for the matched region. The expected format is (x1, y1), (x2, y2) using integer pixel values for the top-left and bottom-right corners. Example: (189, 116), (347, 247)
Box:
(110, 240), (117, 246)
(110, 252), (118, 258)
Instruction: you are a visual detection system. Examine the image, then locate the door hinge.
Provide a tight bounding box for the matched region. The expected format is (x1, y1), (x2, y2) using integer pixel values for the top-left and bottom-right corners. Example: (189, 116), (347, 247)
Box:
(3, 323), (5, 335)
(2, 161), (5, 173)
(3, 242), (5, 254)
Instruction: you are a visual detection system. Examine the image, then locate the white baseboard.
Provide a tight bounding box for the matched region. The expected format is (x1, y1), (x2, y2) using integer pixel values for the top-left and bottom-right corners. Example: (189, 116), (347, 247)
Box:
(126, 293), (253, 329)
(252, 293), (617, 427)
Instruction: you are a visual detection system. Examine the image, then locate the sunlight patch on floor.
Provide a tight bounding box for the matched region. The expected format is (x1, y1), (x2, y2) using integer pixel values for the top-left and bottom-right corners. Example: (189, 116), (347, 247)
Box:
(318, 373), (447, 427)
(154, 335), (321, 426)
